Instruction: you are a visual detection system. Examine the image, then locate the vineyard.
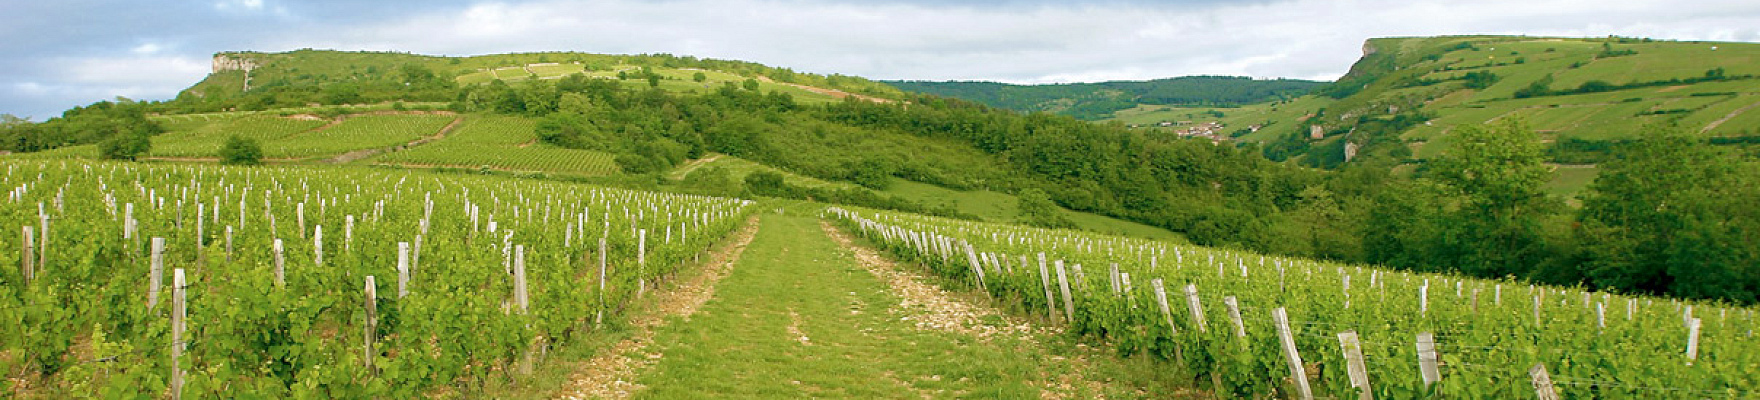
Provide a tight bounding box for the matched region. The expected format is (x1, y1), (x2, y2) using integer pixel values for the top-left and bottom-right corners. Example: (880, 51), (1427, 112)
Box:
(827, 207), (1760, 398)
(0, 160), (751, 398)
(149, 116), (328, 158)
(371, 116), (622, 176)
(259, 114), (455, 159)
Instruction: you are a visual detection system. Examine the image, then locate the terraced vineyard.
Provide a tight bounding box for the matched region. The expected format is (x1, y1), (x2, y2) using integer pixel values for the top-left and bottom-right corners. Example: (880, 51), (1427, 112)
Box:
(828, 207), (1760, 398)
(372, 115), (622, 176)
(260, 114), (455, 159)
(0, 160), (751, 397)
(149, 116), (328, 158)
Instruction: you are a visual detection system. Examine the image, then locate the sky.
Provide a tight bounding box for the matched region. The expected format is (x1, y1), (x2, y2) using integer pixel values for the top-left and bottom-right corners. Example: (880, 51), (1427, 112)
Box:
(3, 0), (1759, 120)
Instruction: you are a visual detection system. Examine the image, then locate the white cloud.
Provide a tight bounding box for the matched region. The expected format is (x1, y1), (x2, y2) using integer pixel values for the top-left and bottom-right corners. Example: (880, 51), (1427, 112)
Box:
(131, 43), (163, 55)
(215, 0), (265, 12)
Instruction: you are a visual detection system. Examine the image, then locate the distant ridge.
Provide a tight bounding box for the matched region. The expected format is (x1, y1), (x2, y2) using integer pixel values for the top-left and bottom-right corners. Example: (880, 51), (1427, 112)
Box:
(885, 76), (1327, 120)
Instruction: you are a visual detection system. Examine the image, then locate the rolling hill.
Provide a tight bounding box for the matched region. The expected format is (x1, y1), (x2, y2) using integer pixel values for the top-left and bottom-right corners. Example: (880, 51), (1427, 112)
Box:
(886, 76), (1325, 120)
(1112, 36), (1760, 183)
(2, 41), (1758, 399)
(6, 43), (1757, 307)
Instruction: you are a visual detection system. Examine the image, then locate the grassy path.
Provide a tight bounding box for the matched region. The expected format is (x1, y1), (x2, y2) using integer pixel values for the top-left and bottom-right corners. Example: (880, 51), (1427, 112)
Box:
(615, 206), (1189, 399)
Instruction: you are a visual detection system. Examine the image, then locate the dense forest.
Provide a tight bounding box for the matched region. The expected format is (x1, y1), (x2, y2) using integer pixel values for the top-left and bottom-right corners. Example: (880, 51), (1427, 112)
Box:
(3, 54), (1755, 304)
(886, 76), (1325, 120)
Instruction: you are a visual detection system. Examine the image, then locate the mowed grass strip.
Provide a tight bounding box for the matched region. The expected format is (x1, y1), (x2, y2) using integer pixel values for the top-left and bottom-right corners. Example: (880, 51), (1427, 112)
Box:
(631, 210), (1047, 399)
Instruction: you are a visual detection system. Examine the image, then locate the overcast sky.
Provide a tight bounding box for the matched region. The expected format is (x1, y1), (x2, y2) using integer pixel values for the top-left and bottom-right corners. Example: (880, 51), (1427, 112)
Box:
(3, 0), (1758, 120)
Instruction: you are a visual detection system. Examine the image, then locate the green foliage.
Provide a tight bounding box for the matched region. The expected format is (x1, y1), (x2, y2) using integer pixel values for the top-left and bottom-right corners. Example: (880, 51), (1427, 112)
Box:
(218, 134), (264, 165)
(887, 76), (1326, 120)
(1576, 126), (1760, 301)
(832, 206), (1760, 399)
(0, 160), (754, 397)
(1460, 71), (1499, 89)
(2, 100), (163, 153)
(1016, 188), (1074, 229)
(97, 131), (151, 161)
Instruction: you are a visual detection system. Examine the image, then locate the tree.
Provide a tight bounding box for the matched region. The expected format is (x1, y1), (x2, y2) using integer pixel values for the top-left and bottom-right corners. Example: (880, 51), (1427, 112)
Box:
(742, 78), (761, 92)
(647, 74), (661, 88)
(1428, 117), (1557, 277)
(1576, 126), (1759, 301)
(97, 131), (150, 161)
(692, 72), (707, 83)
(218, 134), (264, 165)
(1017, 188), (1075, 229)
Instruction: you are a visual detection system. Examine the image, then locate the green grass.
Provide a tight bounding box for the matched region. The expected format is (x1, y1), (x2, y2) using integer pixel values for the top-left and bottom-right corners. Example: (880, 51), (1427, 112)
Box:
(1545, 164), (1600, 204)
(631, 209), (1185, 399)
(671, 155), (1185, 242)
(370, 115), (621, 175)
(673, 154), (854, 189)
(452, 63), (846, 105)
(882, 180), (1186, 243)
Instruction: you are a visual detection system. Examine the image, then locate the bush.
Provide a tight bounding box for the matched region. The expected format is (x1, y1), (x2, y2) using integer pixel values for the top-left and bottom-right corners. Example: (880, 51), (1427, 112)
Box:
(219, 135), (264, 165)
(97, 132), (151, 161)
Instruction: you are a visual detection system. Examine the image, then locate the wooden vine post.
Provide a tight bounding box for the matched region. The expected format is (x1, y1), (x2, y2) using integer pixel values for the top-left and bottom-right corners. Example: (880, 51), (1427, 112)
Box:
(637, 229), (647, 298)
(363, 275), (378, 374)
(273, 239), (286, 288)
(150, 237), (165, 308)
(1686, 317), (1702, 365)
(1338, 330), (1374, 400)
(1055, 260), (1075, 323)
(397, 242), (411, 298)
(20, 226), (33, 285)
(1417, 332), (1442, 388)
(595, 237), (607, 326)
(1224, 296), (1246, 338)
(171, 268), (186, 400)
(1037, 253), (1056, 321)
(1529, 363), (1560, 400)
(1184, 284), (1208, 333)
(1151, 279), (1178, 335)
(224, 226), (234, 263)
(1272, 307), (1314, 400)
(514, 245), (528, 314)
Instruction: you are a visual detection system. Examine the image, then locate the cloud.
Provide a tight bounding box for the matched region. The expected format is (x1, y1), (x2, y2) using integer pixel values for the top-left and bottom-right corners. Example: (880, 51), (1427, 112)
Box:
(214, 0), (265, 12)
(5, 0), (1760, 119)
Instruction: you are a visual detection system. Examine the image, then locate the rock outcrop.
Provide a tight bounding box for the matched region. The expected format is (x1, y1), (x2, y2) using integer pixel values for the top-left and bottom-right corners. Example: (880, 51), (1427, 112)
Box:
(212, 53), (257, 73)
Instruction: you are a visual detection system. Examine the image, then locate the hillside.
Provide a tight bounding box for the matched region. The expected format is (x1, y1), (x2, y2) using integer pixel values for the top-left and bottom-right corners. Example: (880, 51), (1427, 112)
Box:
(6, 45), (1758, 309)
(886, 76), (1325, 120)
(2, 43), (1759, 399)
(1123, 36), (1760, 173)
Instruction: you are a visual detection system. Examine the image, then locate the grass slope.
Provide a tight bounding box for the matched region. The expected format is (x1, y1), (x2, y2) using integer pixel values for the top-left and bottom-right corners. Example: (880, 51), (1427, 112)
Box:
(371, 114), (622, 176)
(672, 154), (1185, 242)
(1111, 35), (1760, 197)
(888, 76), (1325, 120)
(631, 209), (1178, 398)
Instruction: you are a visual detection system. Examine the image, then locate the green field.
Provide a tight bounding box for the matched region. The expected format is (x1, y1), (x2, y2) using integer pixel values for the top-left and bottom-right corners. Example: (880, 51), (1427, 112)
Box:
(258, 113), (455, 159)
(371, 115), (622, 176)
(672, 154), (1186, 242)
(150, 115), (327, 158)
(453, 63), (848, 105)
(882, 180), (1187, 243)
